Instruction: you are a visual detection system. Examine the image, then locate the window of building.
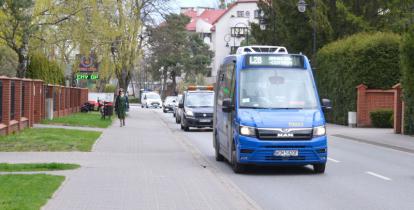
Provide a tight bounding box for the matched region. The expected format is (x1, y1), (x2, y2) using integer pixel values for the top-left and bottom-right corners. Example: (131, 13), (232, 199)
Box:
(237, 11), (244, 17)
(254, 10), (260, 19)
(21, 83), (25, 117)
(0, 81), (2, 123)
(10, 81), (15, 120)
(245, 11), (250, 17)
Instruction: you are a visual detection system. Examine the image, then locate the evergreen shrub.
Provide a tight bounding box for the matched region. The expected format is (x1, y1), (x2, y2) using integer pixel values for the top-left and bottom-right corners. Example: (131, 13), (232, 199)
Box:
(369, 109), (393, 128)
(316, 32), (401, 125)
(400, 28), (414, 134)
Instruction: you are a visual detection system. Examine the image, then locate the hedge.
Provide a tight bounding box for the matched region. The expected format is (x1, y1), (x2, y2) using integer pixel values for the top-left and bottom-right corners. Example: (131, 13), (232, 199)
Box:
(370, 109), (393, 128)
(26, 52), (65, 85)
(315, 32), (401, 125)
(401, 28), (414, 134)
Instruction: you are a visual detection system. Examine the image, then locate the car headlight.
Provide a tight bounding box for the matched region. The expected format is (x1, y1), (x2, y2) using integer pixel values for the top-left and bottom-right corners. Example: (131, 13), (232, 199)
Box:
(240, 126), (256, 137)
(313, 125), (326, 137)
(185, 110), (194, 117)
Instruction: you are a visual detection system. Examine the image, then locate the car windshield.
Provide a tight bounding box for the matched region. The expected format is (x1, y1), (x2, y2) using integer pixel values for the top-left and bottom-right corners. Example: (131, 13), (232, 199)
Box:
(185, 92), (214, 107)
(146, 94), (160, 100)
(239, 68), (318, 109)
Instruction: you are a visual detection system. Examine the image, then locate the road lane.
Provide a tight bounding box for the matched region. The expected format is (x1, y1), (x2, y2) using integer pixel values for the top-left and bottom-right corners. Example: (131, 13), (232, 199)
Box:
(157, 110), (414, 210)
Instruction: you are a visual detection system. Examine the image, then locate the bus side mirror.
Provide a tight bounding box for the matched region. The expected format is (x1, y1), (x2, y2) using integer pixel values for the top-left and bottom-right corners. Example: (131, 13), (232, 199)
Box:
(322, 99), (332, 111)
(178, 102), (184, 108)
(222, 98), (234, 113)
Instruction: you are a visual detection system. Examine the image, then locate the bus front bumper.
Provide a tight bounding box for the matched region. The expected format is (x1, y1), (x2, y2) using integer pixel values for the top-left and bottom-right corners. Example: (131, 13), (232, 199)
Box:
(236, 135), (327, 165)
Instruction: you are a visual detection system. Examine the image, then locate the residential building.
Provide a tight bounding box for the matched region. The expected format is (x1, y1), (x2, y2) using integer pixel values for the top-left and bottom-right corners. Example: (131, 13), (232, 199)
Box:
(183, 0), (259, 81)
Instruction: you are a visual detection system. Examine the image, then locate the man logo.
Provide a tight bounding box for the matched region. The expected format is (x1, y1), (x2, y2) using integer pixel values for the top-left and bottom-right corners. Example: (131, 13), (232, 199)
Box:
(277, 133), (294, 137)
(278, 129), (293, 137)
(203, 113), (207, 117)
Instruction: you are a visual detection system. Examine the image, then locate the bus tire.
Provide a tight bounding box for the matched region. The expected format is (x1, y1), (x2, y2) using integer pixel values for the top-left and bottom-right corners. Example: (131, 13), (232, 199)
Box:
(231, 144), (245, 173)
(313, 163), (326, 174)
(214, 134), (224, 162)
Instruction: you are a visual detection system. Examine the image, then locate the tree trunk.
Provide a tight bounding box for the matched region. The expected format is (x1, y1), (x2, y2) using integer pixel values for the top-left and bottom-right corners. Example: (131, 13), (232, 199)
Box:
(17, 36), (29, 78)
(161, 68), (167, 99)
(171, 70), (177, 96)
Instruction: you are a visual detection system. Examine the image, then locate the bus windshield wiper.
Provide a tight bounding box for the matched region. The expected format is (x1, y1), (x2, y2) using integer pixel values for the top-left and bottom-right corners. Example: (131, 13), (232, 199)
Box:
(239, 106), (264, 109)
(265, 107), (304, 110)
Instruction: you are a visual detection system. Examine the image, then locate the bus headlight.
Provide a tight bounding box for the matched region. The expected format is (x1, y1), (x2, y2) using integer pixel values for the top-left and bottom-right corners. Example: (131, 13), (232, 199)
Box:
(240, 126), (256, 137)
(313, 126), (326, 137)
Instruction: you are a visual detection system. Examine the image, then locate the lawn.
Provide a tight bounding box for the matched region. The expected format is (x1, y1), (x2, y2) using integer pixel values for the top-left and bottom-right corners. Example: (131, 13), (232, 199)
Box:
(42, 112), (113, 128)
(0, 163), (80, 172)
(0, 174), (64, 210)
(0, 128), (101, 152)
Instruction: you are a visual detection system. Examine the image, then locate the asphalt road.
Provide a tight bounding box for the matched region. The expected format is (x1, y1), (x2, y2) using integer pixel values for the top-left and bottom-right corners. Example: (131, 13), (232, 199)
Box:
(156, 109), (414, 210)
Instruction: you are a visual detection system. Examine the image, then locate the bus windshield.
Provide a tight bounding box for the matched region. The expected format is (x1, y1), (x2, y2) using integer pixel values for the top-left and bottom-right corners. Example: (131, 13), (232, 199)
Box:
(239, 68), (318, 109)
(185, 92), (214, 107)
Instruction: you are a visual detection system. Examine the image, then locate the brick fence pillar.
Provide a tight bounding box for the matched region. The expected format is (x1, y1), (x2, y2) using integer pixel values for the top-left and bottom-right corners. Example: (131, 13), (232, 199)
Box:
(23, 80), (33, 127)
(32, 80), (43, 123)
(14, 79), (22, 130)
(0, 78), (10, 135)
(356, 84), (368, 127)
(393, 83), (403, 134)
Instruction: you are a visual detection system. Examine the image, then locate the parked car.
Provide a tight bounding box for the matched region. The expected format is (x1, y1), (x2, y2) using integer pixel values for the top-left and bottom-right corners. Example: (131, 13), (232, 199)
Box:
(175, 93), (185, 124)
(141, 92), (162, 108)
(173, 94), (183, 118)
(163, 96), (178, 113)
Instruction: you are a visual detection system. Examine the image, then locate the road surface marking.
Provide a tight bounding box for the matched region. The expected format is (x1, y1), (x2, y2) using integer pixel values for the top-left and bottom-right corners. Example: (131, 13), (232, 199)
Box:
(365, 171), (392, 181)
(328, 157), (340, 163)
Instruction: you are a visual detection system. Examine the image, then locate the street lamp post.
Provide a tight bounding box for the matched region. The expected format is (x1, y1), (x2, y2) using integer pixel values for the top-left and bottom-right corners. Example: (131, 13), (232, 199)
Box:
(297, 0), (316, 58)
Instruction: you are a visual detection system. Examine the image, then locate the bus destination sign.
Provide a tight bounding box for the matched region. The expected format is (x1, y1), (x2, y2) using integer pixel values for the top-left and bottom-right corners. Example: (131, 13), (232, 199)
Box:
(246, 55), (305, 68)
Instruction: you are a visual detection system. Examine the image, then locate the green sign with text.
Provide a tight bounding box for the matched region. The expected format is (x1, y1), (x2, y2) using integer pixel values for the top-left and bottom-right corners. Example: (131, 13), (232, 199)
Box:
(76, 73), (99, 80)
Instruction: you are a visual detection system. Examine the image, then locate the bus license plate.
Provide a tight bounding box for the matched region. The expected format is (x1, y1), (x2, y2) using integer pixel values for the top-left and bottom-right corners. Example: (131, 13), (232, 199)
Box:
(274, 150), (298, 157)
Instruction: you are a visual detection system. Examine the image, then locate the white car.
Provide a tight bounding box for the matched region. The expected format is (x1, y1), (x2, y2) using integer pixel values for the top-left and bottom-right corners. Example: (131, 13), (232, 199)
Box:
(141, 92), (162, 108)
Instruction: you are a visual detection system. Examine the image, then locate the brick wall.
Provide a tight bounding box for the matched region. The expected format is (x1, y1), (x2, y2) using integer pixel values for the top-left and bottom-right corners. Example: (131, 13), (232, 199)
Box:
(0, 76), (88, 135)
(356, 84), (404, 132)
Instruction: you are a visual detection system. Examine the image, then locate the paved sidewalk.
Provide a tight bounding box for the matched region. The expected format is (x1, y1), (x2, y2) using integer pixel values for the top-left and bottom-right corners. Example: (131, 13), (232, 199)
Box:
(327, 124), (414, 154)
(0, 107), (258, 210)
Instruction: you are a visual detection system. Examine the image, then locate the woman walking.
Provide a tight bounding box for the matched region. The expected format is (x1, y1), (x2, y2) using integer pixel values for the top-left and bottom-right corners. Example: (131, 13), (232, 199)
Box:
(115, 88), (127, 127)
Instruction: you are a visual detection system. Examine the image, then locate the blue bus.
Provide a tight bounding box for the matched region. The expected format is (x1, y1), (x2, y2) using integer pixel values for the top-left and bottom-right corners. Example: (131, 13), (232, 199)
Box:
(213, 46), (331, 174)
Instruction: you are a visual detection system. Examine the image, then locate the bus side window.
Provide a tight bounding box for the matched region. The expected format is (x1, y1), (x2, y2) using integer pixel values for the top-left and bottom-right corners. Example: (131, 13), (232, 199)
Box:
(217, 66), (226, 105)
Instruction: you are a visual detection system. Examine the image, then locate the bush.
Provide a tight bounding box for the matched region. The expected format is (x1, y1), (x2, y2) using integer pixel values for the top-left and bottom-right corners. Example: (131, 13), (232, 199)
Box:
(27, 52), (65, 85)
(128, 97), (139, 103)
(401, 27), (414, 134)
(316, 32), (401, 125)
(370, 109), (393, 128)
(104, 84), (116, 93)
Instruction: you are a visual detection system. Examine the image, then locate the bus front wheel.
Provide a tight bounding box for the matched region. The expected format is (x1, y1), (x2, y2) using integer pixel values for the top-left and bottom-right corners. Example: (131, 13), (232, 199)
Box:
(231, 145), (245, 173)
(313, 163), (326, 174)
(214, 134), (224, 161)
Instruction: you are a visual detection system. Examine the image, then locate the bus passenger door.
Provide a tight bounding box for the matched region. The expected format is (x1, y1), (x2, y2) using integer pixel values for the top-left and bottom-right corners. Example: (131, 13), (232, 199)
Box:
(216, 66), (228, 157)
(226, 62), (236, 156)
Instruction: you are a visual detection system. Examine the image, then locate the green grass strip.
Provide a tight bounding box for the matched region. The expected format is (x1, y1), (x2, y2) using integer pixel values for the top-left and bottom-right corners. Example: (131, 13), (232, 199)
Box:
(0, 174), (64, 210)
(0, 128), (101, 152)
(42, 112), (113, 128)
(0, 163), (80, 172)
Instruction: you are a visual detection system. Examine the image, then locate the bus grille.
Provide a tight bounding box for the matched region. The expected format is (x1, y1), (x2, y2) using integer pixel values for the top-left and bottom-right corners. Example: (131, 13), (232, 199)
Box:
(257, 128), (313, 140)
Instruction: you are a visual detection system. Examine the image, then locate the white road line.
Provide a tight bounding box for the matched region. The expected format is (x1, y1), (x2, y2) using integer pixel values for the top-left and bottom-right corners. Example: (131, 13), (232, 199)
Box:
(365, 171), (392, 181)
(328, 157), (341, 163)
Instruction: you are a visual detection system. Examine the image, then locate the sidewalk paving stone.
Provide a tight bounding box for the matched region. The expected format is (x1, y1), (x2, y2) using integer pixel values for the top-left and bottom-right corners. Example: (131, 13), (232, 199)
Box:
(1, 107), (259, 210)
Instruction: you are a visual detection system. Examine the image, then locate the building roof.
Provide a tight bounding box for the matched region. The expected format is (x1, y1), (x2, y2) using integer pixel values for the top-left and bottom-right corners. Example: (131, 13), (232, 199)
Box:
(183, 9), (226, 31)
(211, 0), (258, 25)
(199, 10), (226, 24)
